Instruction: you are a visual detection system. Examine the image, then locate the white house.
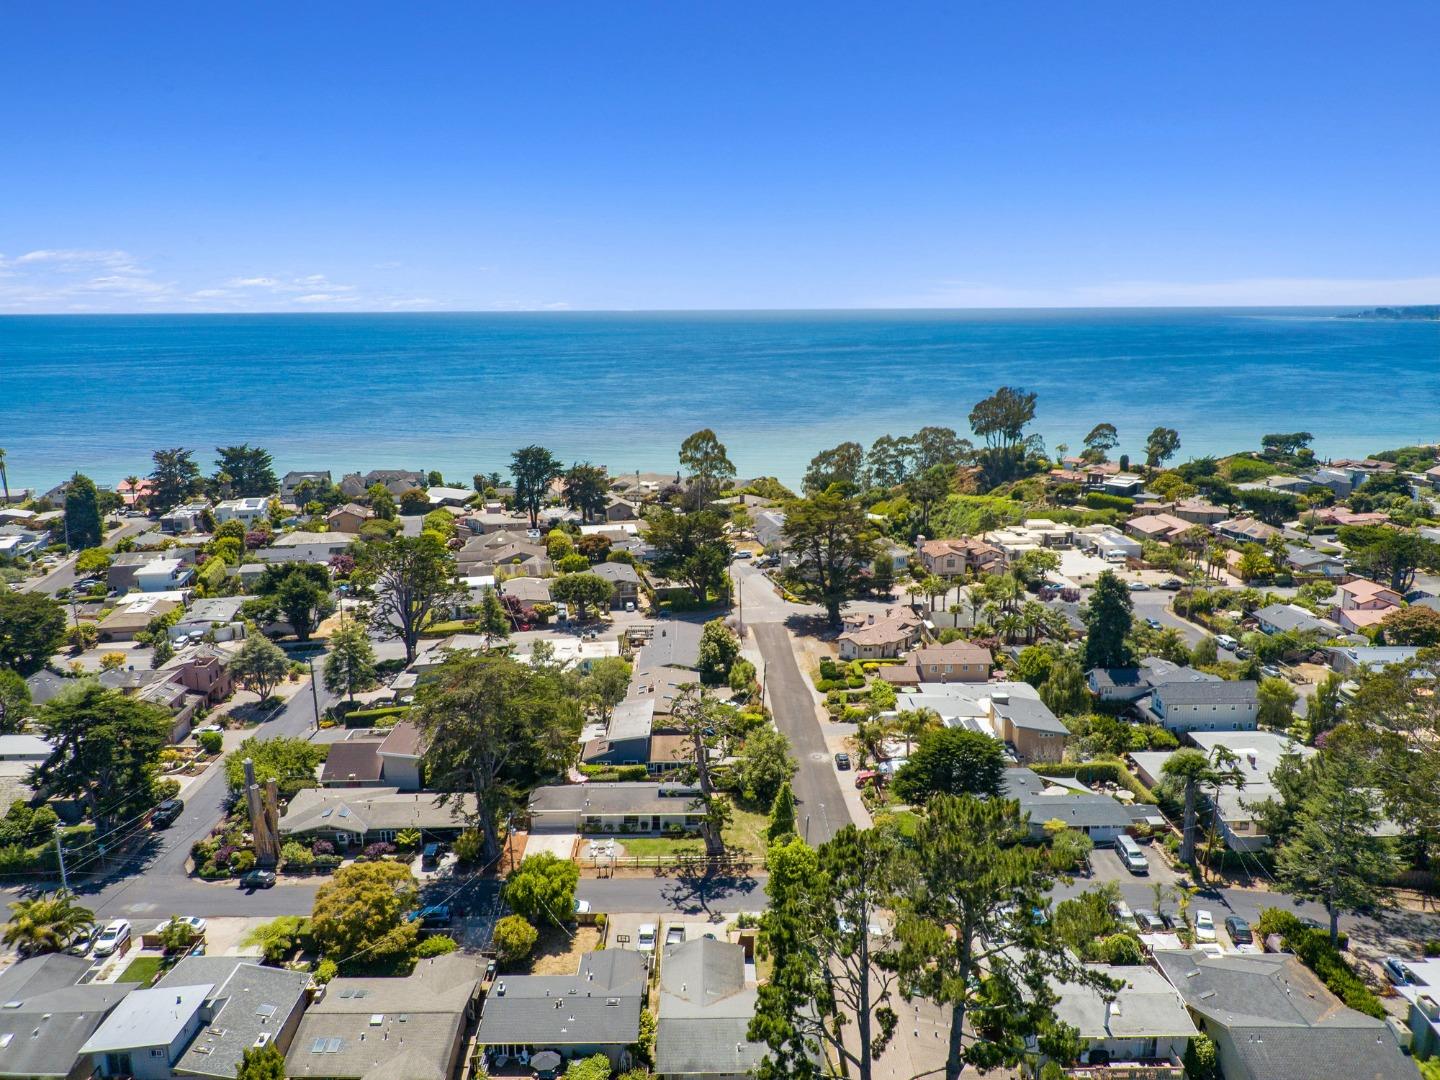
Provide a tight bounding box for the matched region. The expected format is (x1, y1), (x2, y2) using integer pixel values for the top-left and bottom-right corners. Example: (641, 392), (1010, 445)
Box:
(213, 497), (270, 525)
(134, 558), (194, 593)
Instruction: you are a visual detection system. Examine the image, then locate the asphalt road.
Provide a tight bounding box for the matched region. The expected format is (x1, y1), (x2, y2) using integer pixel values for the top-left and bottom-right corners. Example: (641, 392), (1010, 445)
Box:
(752, 622), (851, 845)
(22, 518), (151, 597)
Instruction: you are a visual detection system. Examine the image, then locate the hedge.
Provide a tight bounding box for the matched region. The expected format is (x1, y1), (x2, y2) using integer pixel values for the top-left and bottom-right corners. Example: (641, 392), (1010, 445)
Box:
(1030, 759), (1159, 805)
(343, 706), (411, 729)
(577, 764), (650, 782)
(1256, 909), (1376, 1015)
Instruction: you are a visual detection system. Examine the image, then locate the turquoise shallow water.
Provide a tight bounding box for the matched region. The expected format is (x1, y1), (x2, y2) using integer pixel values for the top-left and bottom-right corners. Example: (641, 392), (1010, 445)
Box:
(2, 308), (1438, 491)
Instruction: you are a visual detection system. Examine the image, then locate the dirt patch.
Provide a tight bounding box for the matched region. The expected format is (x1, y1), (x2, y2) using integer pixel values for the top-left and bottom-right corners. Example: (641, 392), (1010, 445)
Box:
(525, 925), (603, 975)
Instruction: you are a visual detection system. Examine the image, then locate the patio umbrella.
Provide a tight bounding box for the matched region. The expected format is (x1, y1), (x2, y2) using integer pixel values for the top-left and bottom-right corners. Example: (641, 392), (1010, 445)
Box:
(531, 1050), (563, 1073)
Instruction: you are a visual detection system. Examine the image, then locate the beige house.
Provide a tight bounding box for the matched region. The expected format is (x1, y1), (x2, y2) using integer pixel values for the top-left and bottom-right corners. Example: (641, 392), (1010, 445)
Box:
(916, 537), (1004, 578)
(911, 642), (991, 683)
(836, 609), (923, 660)
(1337, 578), (1402, 611)
(324, 502), (374, 533)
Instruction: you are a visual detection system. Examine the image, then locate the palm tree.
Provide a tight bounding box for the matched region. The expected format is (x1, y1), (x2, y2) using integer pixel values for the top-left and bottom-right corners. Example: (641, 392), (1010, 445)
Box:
(3, 890), (95, 956)
(997, 611), (1023, 645)
(122, 474), (143, 511)
(0, 448), (9, 505)
(892, 707), (940, 755)
(1019, 600), (1047, 644)
(1162, 747), (1246, 870)
(922, 575), (949, 613)
(849, 719), (889, 771)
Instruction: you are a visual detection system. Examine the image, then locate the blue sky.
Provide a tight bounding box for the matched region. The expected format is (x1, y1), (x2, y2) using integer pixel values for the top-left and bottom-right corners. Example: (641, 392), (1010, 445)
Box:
(3, 1), (1438, 312)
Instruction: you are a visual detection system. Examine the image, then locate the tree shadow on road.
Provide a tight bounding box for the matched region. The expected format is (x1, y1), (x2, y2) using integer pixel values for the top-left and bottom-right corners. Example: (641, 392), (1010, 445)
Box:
(657, 858), (763, 916)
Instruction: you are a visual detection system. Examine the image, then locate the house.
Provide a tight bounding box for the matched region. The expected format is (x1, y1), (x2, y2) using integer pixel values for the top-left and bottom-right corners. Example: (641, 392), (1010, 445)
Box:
(460, 510), (531, 536)
(1145, 679), (1259, 733)
(1086, 657), (1221, 705)
(916, 536), (1005, 578)
(836, 609), (923, 660)
(1327, 645), (1421, 675)
(895, 682), (1068, 764)
(168, 597), (247, 643)
(1132, 731), (1315, 850)
(1214, 517), (1281, 544)
(159, 503), (210, 534)
(0, 526), (51, 557)
(1314, 507), (1390, 528)
(605, 497), (641, 521)
(501, 576), (552, 609)
(1285, 545), (1347, 579)
(1003, 768), (1149, 842)
(153, 956), (311, 1080)
(592, 561), (642, 609)
(1101, 473), (1145, 497)
(626, 662), (698, 716)
(319, 736), (387, 787)
(1170, 499), (1229, 526)
(752, 510), (787, 551)
(1151, 950), (1415, 1080)
(212, 497), (270, 525)
(107, 550), (196, 593)
(1336, 607), (1392, 634)
(134, 557), (194, 593)
(426, 485), (472, 507)
(634, 619), (704, 672)
(287, 955), (484, 1080)
(656, 937), (765, 1080)
(376, 721), (424, 791)
(1337, 579), (1402, 611)
(909, 641), (992, 683)
(1253, 603), (1340, 638)
(325, 503), (373, 533)
(527, 782), (706, 833)
(82, 983), (213, 1079)
(1045, 963), (1197, 1077)
(1076, 524), (1143, 562)
(475, 540), (551, 577)
(0, 953), (137, 1080)
(281, 470), (332, 501)
(0, 734), (54, 808)
(475, 951), (645, 1071)
(161, 643), (238, 703)
(278, 788), (476, 849)
(1124, 513), (1192, 544)
(97, 592), (184, 642)
(582, 697), (657, 768)
(337, 469), (424, 499)
(252, 531), (355, 565)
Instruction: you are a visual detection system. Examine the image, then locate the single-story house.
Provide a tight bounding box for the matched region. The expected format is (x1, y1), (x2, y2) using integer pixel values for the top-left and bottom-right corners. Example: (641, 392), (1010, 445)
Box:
(836, 609), (923, 660)
(1132, 730), (1315, 851)
(476, 951), (645, 1072)
(1004, 768), (1149, 842)
(528, 782), (706, 834)
(894, 683), (1068, 765)
(635, 619), (704, 672)
(1145, 680), (1259, 733)
(154, 956), (311, 1080)
(627, 663), (698, 716)
(656, 938), (765, 1080)
(1046, 963), (1197, 1074)
(1327, 645), (1421, 675)
(1214, 516), (1280, 544)
(319, 737), (387, 787)
(1086, 657), (1221, 705)
(500, 576), (552, 608)
(0, 953), (136, 1080)
(606, 497), (641, 521)
(1284, 545), (1347, 579)
(252, 531), (355, 565)
(96, 592), (185, 642)
(1170, 499), (1229, 525)
(427, 485), (473, 507)
(1253, 603), (1339, 638)
(1335, 607), (1391, 634)
(1151, 950), (1415, 1080)
(1389, 956), (1440, 1060)
(169, 596), (247, 642)
(1125, 513), (1192, 544)
(752, 510), (787, 551)
(278, 788), (476, 848)
(287, 955), (483, 1080)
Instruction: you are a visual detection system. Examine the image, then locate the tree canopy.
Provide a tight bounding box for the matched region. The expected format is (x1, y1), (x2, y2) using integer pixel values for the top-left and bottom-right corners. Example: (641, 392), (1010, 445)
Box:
(504, 852), (580, 928)
(678, 429), (736, 506)
(358, 534), (466, 663)
(254, 562), (334, 641)
(311, 861), (420, 966)
(893, 728), (1006, 804)
(1082, 571), (1134, 670)
(643, 507), (730, 603)
(562, 462), (609, 523)
(0, 592), (66, 675)
(214, 444), (279, 497)
(781, 488), (878, 627)
(148, 447), (203, 513)
(63, 473), (103, 550)
(510, 445), (563, 528)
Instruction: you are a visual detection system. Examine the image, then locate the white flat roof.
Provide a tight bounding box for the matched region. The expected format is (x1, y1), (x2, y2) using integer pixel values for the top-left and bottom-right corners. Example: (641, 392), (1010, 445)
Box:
(81, 983), (211, 1052)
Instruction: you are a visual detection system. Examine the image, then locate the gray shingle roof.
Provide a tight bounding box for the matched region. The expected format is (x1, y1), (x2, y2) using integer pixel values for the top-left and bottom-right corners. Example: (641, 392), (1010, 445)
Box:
(1003, 768), (1144, 830)
(279, 788), (476, 836)
(477, 951), (645, 1048)
(635, 619), (704, 671)
(157, 957), (310, 1078)
(1153, 679), (1258, 706)
(991, 693), (1069, 735)
(529, 782), (703, 817)
(0, 955), (137, 1080)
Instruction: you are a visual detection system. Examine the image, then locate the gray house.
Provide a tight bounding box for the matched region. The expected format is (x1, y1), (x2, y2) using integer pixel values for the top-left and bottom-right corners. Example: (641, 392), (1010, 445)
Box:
(82, 984), (212, 1079)
(656, 938), (765, 1080)
(1145, 680), (1259, 733)
(0, 954), (136, 1080)
(528, 782), (706, 834)
(476, 951), (646, 1071)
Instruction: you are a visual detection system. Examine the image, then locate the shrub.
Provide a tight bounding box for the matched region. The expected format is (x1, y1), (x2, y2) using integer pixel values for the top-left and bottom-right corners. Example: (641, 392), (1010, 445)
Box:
(314, 958), (337, 984)
(281, 841), (315, 870)
(1256, 908), (1376, 1016)
(615, 764), (648, 782)
(362, 841), (395, 860)
(197, 730), (223, 754)
(415, 934), (458, 958)
(493, 914), (539, 966)
(342, 706), (410, 729)
(1425, 939), (1440, 957)
(453, 829), (484, 864)
(395, 829), (422, 851)
(312, 839), (335, 856)
(1099, 932), (1144, 965)
(231, 850), (256, 873)
(1183, 1034), (1220, 1080)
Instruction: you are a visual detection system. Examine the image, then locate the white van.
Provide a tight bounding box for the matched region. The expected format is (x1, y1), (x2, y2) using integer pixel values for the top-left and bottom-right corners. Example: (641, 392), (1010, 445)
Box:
(1115, 835), (1148, 874)
(1215, 634), (1238, 652)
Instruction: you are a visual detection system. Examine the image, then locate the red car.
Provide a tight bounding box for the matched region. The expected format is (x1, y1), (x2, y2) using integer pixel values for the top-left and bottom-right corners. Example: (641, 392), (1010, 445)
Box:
(854, 769), (885, 790)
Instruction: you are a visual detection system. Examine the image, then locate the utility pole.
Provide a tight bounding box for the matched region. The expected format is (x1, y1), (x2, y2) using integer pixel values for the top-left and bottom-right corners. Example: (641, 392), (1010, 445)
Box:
(308, 656), (321, 731)
(55, 833), (68, 891)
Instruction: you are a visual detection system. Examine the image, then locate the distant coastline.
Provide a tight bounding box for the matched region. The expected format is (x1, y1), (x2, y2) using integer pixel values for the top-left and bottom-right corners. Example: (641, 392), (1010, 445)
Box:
(1338, 305), (1440, 321)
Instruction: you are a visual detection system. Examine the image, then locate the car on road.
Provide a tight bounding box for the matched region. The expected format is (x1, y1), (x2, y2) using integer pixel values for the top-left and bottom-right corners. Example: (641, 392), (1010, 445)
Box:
(1133, 909), (1167, 933)
(1160, 578), (1184, 590)
(834, 752), (852, 770)
(151, 798), (184, 829)
(239, 869), (277, 890)
(1193, 910), (1217, 943)
(1128, 581), (1150, 591)
(1225, 916), (1253, 945)
(1145, 617), (1162, 629)
(92, 919), (131, 958)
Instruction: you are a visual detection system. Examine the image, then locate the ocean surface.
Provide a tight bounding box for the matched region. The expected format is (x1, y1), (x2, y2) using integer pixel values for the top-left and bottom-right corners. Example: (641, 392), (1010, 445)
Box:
(3, 309), (1439, 493)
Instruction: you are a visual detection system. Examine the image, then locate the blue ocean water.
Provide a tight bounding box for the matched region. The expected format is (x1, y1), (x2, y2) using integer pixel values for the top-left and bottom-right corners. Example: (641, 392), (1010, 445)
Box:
(2, 309), (1438, 492)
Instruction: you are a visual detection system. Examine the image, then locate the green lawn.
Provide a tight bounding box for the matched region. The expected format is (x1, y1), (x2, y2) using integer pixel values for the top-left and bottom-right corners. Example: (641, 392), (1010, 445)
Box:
(117, 955), (167, 986)
(609, 800), (770, 860)
(618, 835), (704, 857)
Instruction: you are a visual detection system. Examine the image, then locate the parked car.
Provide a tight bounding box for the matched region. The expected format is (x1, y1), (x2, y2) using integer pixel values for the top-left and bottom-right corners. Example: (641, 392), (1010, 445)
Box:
(151, 798), (184, 829)
(174, 916), (207, 935)
(1133, 909), (1167, 933)
(1384, 957), (1414, 985)
(854, 769), (884, 789)
(574, 899), (592, 916)
(1160, 578), (1183, 590)
(733, 550), (752, 560)
(1145, 617), (1162, 629)
(1225, 916), (1253, 945)
(637, 923), (657, 952)
(92, 919), (131, 958)
(834, 752), (852, 770)
(239, 869), (277, 890)
(1216, 634), (1239, 651)
(421, 842), (441, 870)
(1128, 581), (1150, 591)
(1111, 902), (1137, 929)
(1261, 664), (1281, 679)
(1235, 646), (1252, 660)
(1193, 910), (1217, 943)
(66, 924), (99, 957)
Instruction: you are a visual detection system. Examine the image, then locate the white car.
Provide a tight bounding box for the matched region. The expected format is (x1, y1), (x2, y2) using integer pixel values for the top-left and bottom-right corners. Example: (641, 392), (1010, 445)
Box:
(637, 923), (656, 952)
(573, 900), (591, 916)
(1193, 910), (1217, 943)
(92, 919), (131, 958)
(1128, 580), (1150, 591)
(176, 916), (207, 934)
